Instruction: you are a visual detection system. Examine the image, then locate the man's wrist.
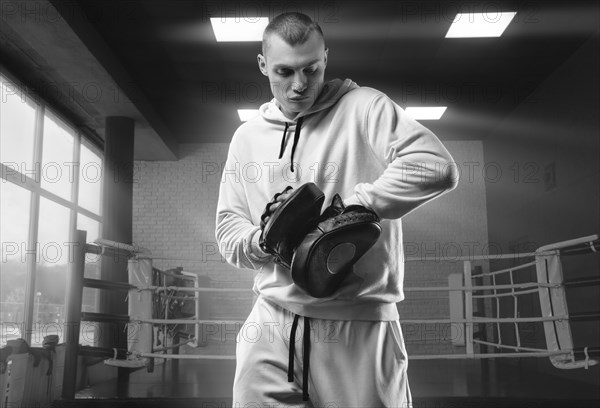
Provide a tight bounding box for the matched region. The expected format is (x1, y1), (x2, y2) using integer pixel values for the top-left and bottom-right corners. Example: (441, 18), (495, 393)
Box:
(248, 229), (271, 261)
(343, 194), (363, 207)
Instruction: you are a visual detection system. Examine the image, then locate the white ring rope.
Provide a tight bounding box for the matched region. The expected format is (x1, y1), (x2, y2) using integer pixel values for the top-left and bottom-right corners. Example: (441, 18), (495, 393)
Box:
(152, 337), (196, 353)
(139, 282), (564, 294)
(393, 282), (559, 292)
(149, 286), (253, 293)
(137, 250), (558, 265)
(403, 351), (572, 360)
(131, 351), (573, 361)
(138, 352), (237, 360)
(147, 249), (557, 264)
(141, 318), (244, 325)
(406, 252), (541, 262)
(471, 260), (537, 278)
(473, 339), (560, 353)
(473, 288), (540, 299)
(133, 315), (569, 326)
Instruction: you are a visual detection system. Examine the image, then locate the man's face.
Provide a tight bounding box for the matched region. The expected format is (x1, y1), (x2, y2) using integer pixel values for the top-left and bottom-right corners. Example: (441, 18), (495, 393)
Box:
(258, 30), (328, 119)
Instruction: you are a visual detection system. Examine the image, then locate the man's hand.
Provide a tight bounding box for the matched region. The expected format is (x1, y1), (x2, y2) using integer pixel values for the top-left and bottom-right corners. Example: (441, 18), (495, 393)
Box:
(260, 186), (294, 230)
(258, 183), (325, 269)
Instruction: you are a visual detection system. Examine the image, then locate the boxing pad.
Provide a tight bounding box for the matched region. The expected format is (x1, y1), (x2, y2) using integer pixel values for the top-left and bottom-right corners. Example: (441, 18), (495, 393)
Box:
(259, 183), (325, 268)
(291, 194), (381, 298)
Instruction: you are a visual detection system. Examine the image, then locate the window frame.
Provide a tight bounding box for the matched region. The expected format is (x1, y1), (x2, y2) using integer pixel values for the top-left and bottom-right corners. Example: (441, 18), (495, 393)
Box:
(1, 70), (104, 345)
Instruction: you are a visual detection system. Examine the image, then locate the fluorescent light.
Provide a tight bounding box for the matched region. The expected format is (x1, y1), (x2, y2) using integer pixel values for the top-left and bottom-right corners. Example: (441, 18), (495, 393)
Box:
(445, 12), (516, 38)
(405, 107), (447, 120)
(238, 109), (259, 121)
(210, 17), (269, 42)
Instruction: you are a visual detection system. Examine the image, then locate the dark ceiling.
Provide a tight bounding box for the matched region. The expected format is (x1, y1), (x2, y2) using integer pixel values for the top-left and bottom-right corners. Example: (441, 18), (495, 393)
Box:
(66, 0), (600, 143)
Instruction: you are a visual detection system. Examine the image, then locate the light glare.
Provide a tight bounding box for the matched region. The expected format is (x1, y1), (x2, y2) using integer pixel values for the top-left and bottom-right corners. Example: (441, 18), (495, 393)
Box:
(238, 109), (259, 121)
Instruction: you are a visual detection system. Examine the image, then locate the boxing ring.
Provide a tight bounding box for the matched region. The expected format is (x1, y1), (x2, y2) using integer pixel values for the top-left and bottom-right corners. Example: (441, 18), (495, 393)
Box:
(60, 232), (600, 396)
(403, 234), (599, 367)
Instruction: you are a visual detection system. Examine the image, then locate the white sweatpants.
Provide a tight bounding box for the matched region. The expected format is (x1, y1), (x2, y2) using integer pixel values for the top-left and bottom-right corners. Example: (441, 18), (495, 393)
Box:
(233, 296), (412, 408)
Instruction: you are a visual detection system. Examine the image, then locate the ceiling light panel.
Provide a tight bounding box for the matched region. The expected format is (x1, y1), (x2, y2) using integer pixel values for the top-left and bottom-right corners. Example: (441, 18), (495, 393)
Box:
(445, 12), (516, 38)
(210, 17), (269, 42)
(405, 107), (447, 120)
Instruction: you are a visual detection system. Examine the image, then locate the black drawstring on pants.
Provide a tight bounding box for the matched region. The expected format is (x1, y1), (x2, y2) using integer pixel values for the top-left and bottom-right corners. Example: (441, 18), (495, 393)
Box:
(288, 314), (311, 401)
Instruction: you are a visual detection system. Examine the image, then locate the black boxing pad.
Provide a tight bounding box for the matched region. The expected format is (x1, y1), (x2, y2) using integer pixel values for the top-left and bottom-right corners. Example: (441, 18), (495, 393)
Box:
(291, 194), (381, 298)
(259, 182), (325, 268)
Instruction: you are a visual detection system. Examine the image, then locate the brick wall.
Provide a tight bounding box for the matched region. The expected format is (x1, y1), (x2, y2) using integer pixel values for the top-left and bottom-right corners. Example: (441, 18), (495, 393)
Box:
(132, 140), (488, 357)
(401, 140), (489, 355)
(132, 143), (255, 327)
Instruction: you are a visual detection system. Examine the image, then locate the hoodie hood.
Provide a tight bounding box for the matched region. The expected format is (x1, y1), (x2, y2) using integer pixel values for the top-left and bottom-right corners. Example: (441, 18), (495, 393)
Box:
(259, 78), (359, 123)
(259, 78), (359, 171)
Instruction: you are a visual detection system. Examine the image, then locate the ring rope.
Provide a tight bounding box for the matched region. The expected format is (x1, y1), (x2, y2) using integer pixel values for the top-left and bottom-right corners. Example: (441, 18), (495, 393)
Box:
(131, 282), (561, 294)
(131, 351), (573, 361)
(473, 339), (565, 354)
(149, 286), (252, 293)
(141, 246), (577, 265)
(143, 250), (554, 264)
(138, 352), (237, 360)
(410, 351), (572, 359)
(152, 337), (196, 353)
(406, 282), (561, 292)
(133, 316), (569, 326)
(472, 260), (538, 278)
(473, 288), (540, 299)
(155, 293), (197, 300)
(471, 316), (568, 323)
(140, 318), (244, 325)
(405, 252), (545, 262)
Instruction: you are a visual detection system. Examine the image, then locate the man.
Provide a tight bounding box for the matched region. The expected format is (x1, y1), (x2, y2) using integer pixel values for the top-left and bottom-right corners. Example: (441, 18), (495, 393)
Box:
(216, 12), (458, 408)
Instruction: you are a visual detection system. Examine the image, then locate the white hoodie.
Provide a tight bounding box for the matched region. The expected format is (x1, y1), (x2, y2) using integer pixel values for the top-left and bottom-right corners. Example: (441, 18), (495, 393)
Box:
(216, 78), (458, 321)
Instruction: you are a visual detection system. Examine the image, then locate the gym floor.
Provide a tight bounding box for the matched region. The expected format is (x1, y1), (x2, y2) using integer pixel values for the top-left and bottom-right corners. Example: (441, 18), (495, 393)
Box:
(76, 358), (599, 401)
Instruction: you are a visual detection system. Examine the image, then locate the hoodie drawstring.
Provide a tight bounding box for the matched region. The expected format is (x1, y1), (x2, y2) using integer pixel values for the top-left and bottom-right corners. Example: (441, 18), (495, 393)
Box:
(278, 122), (290, 159)
(288, 313), (311, 401)
(290, 117), (303, 173)
(278, 117), (304, 173)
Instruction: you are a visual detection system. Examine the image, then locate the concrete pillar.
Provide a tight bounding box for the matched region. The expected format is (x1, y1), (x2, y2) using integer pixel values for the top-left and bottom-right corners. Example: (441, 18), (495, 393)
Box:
(98, 117), (134, 353)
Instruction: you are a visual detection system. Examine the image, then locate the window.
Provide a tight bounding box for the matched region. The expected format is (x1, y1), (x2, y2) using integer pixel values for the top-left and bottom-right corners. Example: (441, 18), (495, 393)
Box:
(0, 182), (31, 343)
(0, 73), (103, 347)
(0, 81), (36, 170)
(41, 111), (76, 201)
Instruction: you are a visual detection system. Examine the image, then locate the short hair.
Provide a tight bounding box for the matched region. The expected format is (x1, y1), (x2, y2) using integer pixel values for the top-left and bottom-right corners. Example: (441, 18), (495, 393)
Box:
(262, 12), (325, 55)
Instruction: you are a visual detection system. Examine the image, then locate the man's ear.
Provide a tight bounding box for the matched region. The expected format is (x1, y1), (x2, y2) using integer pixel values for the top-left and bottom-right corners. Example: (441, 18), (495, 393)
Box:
(257, 54), (268, 76)
(324, 48), (328, 67)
